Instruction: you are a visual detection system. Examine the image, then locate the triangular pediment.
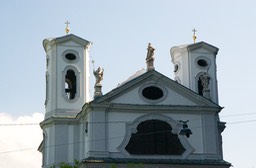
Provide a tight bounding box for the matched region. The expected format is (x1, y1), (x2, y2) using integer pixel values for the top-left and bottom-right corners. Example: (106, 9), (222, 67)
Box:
(93, 70), (220, 108)
(43, 34), (91, 51)
(187, 41), (219, 55)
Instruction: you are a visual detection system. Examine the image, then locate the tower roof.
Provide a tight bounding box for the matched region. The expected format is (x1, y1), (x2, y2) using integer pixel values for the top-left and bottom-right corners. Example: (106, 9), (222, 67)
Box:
(187, 41), (219, 54)
(43, 34), (91, 51)
(170, 41), (219, 61)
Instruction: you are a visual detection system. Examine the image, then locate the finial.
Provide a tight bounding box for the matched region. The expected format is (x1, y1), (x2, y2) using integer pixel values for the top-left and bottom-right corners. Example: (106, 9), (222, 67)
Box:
(192, 28), (197, 44)
(65, 20), (70, 35)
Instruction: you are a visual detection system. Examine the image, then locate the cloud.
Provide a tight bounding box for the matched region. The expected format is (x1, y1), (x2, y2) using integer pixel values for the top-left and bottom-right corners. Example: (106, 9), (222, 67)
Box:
(0, 113), (44, 168)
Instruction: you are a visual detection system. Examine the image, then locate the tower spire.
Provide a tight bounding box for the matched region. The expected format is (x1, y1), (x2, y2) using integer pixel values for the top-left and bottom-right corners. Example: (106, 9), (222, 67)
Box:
(192, 28), (197, 44)
(65, 20), (70, 35)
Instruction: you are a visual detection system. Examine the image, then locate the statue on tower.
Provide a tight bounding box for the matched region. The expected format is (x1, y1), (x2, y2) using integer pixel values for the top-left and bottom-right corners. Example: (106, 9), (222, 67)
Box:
(146, 43), (155, 71)
(200, 72), (211, 99)
(93, 66), (104, 99)
(200, 72), (210, 90)
(93, 67), (104, 86)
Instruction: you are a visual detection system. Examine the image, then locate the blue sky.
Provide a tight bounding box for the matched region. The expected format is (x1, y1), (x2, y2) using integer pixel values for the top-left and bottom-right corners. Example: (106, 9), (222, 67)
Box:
(0, 0), (256, 167)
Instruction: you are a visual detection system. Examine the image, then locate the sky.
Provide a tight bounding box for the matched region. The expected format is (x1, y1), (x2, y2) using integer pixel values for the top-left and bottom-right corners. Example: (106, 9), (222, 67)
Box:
(0, 0), (256, 167)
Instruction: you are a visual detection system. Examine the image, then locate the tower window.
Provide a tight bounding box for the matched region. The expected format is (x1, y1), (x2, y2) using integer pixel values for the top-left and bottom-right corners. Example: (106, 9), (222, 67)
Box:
(198, 77), (203, 95)
(125, 120), (185, 155)
(197, 59), (208, 67)
(65, 70), (76, 99)
(174, 64), (179, 72)
(45, 73), (49, 106)
(65, 53), (76, 61)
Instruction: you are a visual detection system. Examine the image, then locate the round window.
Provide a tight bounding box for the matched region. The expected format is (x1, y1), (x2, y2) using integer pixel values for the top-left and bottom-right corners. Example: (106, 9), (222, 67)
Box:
(197, 59), (208, 67)
(65, 53), (76, 61)
(142, 86), (163, 100)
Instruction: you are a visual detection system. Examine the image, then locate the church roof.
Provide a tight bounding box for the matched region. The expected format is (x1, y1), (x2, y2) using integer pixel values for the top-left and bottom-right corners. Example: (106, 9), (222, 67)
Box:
(90, 69), (221, 109)
(116, 68), (146, 87)
(43, 34), (91, 51)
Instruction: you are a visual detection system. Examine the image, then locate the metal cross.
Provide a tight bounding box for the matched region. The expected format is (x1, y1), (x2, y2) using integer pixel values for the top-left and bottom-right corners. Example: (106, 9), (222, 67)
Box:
(192, 28), (197, 43)
(192, 28), (197, 35)
(65, 20), (70, 34)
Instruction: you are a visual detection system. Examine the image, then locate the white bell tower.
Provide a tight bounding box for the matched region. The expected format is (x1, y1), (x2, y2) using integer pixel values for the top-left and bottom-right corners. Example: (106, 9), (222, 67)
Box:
(170, 41), (219, 104)
(43, 33), (91, 118)
(40, 32), (91, 167)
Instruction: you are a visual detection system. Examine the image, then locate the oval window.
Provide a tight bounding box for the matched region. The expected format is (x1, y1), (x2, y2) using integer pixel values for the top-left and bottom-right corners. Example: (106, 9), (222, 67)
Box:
(65, 53), (76, 61)
(142, 86), (163, 100)
(197, 59), (208, 67)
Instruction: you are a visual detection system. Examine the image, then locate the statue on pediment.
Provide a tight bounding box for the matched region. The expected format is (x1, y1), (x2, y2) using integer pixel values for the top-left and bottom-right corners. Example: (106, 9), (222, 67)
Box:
(146, 43), (155, 71)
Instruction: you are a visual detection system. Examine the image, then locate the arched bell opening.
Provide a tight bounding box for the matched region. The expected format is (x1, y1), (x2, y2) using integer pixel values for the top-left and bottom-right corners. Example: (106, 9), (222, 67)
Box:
(65, 69), (76, 100)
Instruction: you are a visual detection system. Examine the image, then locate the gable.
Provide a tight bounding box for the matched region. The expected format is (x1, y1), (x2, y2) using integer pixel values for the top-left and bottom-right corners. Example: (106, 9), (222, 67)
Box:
(94, 70), (219, 108)
(58, 40), (82, 47)
(187, 41), (219, 55)
(110, 81), (197, 106)
(43, 34), (91, 51)
(55, 34), (90, 47)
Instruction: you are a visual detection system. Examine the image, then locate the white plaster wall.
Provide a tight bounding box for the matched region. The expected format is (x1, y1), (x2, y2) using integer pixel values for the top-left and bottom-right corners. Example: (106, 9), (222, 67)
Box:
(171, 46), (190, 88)
(56, 43), (86, 110)
(68, 125), (74, 163)
(171, 46), (219, 104)
(44, 125), (56, 166)
(106, 111), (204, 154)
(54, 124), (69, 162)
(107, 112), (142, 152)
(45, 39), (90, 118)
(45, 46), (57, 115)
(189, 48), (218, 103)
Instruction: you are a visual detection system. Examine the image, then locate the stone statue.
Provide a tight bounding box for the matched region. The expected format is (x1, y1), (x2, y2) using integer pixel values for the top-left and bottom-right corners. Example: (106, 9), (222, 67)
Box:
(93, 67), (104, 85)
(146, 43), (155, 70)
(200, 72), (210, 90)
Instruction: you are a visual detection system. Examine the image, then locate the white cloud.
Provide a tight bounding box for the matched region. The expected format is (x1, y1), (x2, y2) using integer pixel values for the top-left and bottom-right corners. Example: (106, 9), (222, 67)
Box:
(0, 113), (44, 168)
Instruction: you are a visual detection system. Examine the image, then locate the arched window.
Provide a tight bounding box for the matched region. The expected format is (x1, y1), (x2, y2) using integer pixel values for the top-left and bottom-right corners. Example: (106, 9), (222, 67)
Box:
(198, 77), (203, 96)
(45, 73), (49, 105)
(65, 70), (76, 99)
(125, 120), (185, 155)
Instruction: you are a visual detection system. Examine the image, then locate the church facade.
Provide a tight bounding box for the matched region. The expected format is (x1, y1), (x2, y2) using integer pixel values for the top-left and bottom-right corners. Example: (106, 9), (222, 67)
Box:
(38, 33), (231, 168)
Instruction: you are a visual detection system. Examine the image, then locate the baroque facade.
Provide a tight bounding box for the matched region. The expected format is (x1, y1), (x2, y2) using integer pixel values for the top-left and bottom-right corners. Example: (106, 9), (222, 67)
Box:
(38, 33), (231, 168)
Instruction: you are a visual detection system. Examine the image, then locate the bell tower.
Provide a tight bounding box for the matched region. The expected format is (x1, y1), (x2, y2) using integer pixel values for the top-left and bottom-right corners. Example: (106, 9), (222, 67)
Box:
(170, 41), (219, 104)
(43, 33), (91, 118)
(40, 33), (91, 167)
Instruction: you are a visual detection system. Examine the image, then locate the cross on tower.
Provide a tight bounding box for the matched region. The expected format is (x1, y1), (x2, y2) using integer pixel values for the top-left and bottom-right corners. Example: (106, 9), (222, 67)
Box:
(192, 28), (197, 44)
(65, 20), (70, 35)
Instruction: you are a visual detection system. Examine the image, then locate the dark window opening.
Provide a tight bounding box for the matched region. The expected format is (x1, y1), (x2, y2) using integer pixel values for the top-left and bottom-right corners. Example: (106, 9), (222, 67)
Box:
(197, 59), (208, 67)
(142, 86), (163, 100)
(174, 64), (179, 72)
(198, 78), (203, 95)
(125, 120), (185, 155)
(45, 74), (49, 105)
(65, 70), (76, 99)
(65, 53), (76, 61)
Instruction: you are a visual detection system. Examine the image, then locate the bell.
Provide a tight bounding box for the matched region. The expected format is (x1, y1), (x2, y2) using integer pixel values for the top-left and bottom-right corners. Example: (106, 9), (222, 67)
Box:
(179, 121), (192, 138)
